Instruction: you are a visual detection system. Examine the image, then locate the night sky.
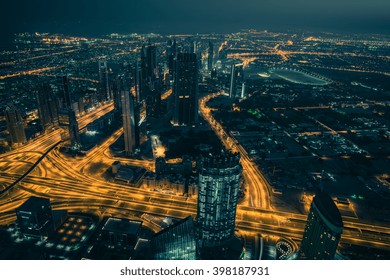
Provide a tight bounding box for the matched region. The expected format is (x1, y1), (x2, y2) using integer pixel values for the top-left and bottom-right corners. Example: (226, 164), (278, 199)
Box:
(1, 0), (389, 39)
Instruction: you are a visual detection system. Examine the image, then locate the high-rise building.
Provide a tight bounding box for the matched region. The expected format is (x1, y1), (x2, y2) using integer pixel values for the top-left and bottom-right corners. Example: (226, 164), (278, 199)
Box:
(36, 84), (58, 130)
(167, 39), (177, 76)
(110, 75), (123, 126)
(112, 75), (123, 112)
(152, 216), (196, 260)
(145, 84), (161, 119)
(298, 189), (343, 260)
(196, 151), (242, 259)
(57, 75), (72, 109)
(141, 44), (158, 83)
(173, 53), (199, 126)
(134, 60), (143, 102)
(229, 64), (245, 99)
(58, 108), (80, 148)
(192, 41), (198, 54)
(69, 110), (80, 147)
(4, 103), (26, 145)
(133, 101), (141, 149)
(98, 60), (110, 102)
(140, 44), (161, 118)
(121, 90), (136, 154)
(207, 41), (214, 71)
(146, 45), (158, 81)
(16, 196), (54, 240)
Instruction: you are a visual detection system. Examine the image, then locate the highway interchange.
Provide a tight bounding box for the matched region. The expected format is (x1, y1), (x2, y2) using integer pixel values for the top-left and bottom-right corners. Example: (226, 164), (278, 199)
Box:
(0, 94), (389, 253)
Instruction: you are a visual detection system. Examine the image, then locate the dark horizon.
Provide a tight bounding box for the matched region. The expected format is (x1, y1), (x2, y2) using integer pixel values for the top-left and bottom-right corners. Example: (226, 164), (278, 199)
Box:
(1, 1), (389, 42)
(1, 25), (389, 52)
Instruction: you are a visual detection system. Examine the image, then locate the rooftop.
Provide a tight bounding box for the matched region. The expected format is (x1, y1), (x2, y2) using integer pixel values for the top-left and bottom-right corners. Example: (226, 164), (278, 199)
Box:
(102, 218), (142, 235)
(154, 216), (194, 238)
(313, 190), (343, 228)
(17, 196), (51, 213)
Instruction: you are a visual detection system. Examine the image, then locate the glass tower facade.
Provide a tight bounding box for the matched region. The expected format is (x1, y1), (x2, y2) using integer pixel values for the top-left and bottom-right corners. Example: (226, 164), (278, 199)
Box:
(36, 84), (58, 129)
(152, 216), (196, 260)
(98, 60), (110, 102)
(196, 152), (241, 258)
(173, 53), (198, 126)
(121, 90), (136, 154)
(229, 64), (244, 99)
(5, 103), (26, 145)
(299, 190), (343, 260)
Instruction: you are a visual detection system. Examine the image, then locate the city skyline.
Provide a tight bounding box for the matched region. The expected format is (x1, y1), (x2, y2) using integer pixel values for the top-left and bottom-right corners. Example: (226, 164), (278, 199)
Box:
(0, 15), (389, 261)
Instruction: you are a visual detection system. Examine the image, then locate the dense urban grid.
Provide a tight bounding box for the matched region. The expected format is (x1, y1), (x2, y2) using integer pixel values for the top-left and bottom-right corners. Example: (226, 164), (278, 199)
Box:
(0, 30), (389, 260)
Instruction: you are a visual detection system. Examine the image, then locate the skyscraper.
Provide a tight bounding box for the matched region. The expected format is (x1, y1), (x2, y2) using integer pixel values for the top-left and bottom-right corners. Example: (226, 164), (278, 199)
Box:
(192, 40), (198, 54)
(298, 189), (343, 260)
(68, 109), (80, 147)
(36, 84), (58, 130)
(141, 44), (158, 84)
(152, 216), (196, 260)
(134, 60), (143, 102)
(133, 101), (141, 149)
(58, 108), (80, 148)
(229, 64), (245, 99)
(196, 151), (242, 259)
(145, 84), (161, 119)
(121, 90), (136, 154)
(98, 60), (110, 102)
(4, 103), (26, 145)
(167, 39), (177, 76)
(141, 44), (162, 119)
(112, 76), (121, 112)
(146, 45), (158, 82)
(173, 53), (199, 126)
(57, 75), (72, 109)
(207, 41), (214, 71)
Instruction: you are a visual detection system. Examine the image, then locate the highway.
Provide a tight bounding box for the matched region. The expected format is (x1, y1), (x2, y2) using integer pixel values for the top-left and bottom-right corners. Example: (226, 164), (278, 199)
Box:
(0, 141), (60, 195)
(1, 176), (389, 250)
(0, 93), (389, 253)
(0, 103), (116, 192)
(199, 92), (271, 209)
